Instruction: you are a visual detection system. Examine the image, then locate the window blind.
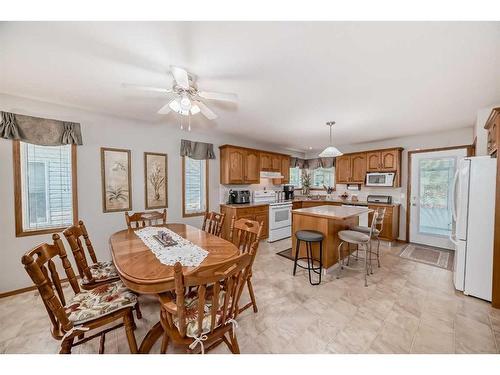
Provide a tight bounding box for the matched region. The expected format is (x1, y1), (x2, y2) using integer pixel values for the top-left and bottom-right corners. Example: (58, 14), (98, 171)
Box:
(184, 157), (207, 214)
(20, 142), (73, 231)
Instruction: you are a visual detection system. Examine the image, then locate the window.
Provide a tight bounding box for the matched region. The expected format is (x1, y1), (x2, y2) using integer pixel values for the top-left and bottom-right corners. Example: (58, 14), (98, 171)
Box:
(289, 167), (302, 188)
(311, 167), (335, 189)
(14, 141), (77, 236)
(182, 156), (208, 217)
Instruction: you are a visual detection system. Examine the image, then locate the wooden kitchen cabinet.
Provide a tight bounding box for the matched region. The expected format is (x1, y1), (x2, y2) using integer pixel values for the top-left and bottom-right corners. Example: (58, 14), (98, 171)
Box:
(220, 204), (269, 239)
(366, 151), (382, 172)
(367, 204), (399, 241)
(271, 154), (281, 171)
(244, 149), (260, 183)
(220, 146), (261, 184)
(336, 155), (352, 184)
(260, 152), (272, 171)
(350, 153), (367, 183)
(220, 145), (290, 185)
(335, 153), (366, 184)
(273, 155), (291, 185)
(220, 146), (245, 184)
(485, 108), (499, 155)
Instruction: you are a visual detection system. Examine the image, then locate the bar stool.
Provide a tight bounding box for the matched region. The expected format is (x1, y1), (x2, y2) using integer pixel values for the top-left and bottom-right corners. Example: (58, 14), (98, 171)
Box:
(350, 207), (386, 268)
(293, 230), (324, 285)
(337, 211), (379, 287)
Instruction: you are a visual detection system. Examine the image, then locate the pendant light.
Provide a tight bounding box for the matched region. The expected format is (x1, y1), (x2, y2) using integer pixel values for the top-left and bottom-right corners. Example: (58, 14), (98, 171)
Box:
(319, 121), (343, 157)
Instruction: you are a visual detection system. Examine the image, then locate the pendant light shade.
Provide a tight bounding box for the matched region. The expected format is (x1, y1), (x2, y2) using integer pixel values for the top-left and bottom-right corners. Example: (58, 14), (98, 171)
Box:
(319, 121), (342, 157)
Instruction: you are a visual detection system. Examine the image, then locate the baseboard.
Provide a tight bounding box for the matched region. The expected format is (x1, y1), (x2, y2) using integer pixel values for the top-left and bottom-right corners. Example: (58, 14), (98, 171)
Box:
(0, 277), (71, 299)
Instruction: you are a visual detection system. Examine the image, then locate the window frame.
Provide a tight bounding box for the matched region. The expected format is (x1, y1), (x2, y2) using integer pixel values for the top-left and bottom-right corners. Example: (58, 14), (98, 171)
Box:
(288, 166), (303, 189)
(181, 156), (209, 218)
(13, 140), (78, 237)
(310, 167), (336, 190)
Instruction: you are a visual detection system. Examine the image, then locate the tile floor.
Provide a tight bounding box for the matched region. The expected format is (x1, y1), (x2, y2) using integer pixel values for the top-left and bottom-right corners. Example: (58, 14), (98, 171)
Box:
(1, 239), (499, 354)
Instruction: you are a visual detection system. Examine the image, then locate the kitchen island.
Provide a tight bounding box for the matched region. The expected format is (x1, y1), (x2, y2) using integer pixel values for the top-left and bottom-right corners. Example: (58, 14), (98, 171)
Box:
(292, 205), (373, 269)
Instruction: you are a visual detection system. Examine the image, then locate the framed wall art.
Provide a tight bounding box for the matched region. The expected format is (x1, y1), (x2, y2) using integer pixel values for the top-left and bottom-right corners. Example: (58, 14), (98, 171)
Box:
(101, 147), (132, 213)
(144, 152), (168, 209)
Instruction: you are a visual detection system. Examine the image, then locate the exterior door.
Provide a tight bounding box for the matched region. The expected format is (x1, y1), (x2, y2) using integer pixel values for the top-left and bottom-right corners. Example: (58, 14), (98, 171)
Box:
(244, 150), (260, 183)
(409, 148), (467, 249)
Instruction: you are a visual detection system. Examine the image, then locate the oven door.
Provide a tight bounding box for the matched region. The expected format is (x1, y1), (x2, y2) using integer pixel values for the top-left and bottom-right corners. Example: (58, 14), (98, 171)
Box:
(269, 204), (292, 230)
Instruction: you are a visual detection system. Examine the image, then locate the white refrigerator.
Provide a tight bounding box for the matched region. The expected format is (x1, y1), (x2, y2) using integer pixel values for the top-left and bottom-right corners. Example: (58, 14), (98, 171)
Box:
(451, 156), (496, 301)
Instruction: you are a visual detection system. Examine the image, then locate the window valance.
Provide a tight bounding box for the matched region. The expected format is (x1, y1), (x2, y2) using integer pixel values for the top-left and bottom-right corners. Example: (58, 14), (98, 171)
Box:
(291, 156), (335, 169)
(0, 111), (83, 145)
(180, 139), (216, 160)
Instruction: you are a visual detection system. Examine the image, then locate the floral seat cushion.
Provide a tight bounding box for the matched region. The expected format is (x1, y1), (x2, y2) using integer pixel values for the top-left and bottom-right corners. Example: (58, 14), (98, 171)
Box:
(65, 281), (137, 325)
(172, 289), (228, 338)
(82, 260), (119, 285)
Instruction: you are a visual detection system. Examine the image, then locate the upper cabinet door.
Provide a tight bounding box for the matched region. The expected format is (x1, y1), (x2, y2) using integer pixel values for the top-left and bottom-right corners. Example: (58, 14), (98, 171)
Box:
(260, 153), (272, 171)
(281, 156), (290, 183)
(366, 151), (381, 171)
(335, 155), (351, 183)
(350, 153), (367, 183)
(244, 150), (260, 184)
(271, 154), (281, 171)
(380, 150), (398, 171)
(227, 148), (245, 184)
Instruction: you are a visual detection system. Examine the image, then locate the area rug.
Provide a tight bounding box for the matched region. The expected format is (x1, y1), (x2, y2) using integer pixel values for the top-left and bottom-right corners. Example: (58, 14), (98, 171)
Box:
(398, 244), (454, 270)
(276, 248), (294, 261)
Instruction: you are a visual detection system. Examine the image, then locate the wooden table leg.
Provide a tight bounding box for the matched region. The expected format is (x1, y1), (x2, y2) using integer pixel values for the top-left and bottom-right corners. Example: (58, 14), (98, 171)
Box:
(138, 321), (164, 354)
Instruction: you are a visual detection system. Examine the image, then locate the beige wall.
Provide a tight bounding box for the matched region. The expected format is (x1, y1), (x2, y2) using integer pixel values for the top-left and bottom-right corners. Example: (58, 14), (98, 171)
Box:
(0, 94), (297, 293)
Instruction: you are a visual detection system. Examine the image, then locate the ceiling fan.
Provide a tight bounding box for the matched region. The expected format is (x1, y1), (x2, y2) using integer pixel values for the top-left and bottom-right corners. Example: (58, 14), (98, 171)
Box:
(123, 66), (238, 120)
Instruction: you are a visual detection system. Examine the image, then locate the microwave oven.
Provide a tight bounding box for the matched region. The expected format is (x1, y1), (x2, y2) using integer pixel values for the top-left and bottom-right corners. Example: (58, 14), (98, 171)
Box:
(365, 172), (395, 187)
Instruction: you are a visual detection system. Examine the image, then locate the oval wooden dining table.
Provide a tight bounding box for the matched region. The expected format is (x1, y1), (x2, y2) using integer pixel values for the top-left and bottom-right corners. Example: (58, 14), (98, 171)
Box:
(110, 223), (239, 353)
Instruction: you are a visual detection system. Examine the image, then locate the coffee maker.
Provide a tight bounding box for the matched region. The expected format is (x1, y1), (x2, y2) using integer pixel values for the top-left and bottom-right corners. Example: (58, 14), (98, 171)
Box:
(283, 184), (295, 200)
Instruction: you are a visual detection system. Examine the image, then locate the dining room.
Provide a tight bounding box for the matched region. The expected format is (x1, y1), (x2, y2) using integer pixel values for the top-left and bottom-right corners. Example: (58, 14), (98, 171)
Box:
(1, 4), (500, 375)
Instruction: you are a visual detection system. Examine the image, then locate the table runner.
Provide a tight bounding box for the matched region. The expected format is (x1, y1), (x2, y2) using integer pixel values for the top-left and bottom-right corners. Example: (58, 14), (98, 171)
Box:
(135, 226), (208, 267)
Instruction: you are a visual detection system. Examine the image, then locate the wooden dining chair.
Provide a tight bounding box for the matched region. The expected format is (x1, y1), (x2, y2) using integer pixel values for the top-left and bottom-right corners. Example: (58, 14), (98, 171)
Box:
(63, 220), (119, 289)
(21, 234), (139, 354)
(158, 252), (253, 354)
(201, 211), (226, 237)
(228, 217), (264, 314)
(125, 209), (167, 229)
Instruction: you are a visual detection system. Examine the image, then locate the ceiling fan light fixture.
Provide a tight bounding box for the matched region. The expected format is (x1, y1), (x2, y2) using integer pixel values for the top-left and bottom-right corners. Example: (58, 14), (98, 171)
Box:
(180, 94), (191, 110)
(169, 99), (181, 113)
(319, 121), (343, 158)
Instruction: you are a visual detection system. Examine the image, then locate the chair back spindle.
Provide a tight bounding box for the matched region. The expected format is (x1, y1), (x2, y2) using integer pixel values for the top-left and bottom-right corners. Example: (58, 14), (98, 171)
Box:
(125, 209), (167, 229)
(63, 221), (97, 280)
(171, 252), (252, 339)
(201, 211), (226, 237)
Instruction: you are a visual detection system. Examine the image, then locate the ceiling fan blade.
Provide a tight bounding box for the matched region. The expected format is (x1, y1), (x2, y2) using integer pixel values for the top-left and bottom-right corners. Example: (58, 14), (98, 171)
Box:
(170, 66), (190, 89)
(195, 101), (218, 120)
(198, 91), (238, 103)
(157, 100), (174, 114)
(122, 83), (173, 94)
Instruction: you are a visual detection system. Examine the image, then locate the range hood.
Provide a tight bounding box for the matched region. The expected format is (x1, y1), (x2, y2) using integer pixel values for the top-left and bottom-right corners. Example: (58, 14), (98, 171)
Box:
(260, 171), (284, 179)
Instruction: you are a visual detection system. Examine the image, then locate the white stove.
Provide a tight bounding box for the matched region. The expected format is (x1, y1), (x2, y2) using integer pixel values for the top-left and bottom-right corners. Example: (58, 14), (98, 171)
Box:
(253, 190), (292, 242)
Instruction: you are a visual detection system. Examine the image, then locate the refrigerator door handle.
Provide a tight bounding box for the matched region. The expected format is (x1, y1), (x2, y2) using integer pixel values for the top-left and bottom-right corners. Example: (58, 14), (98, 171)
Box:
(451, 168), (460, 222)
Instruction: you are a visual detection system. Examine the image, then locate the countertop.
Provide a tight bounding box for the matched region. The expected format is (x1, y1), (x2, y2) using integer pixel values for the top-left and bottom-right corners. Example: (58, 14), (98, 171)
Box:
(219, 198), (400, 209)
(220, 202), (270, 209)
(292, 205), (373, 220)
(293, 197), (400, 207)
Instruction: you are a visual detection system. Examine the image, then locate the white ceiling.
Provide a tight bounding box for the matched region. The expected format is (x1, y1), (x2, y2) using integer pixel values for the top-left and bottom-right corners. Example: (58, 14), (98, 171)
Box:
(1, 22), (500, 152)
